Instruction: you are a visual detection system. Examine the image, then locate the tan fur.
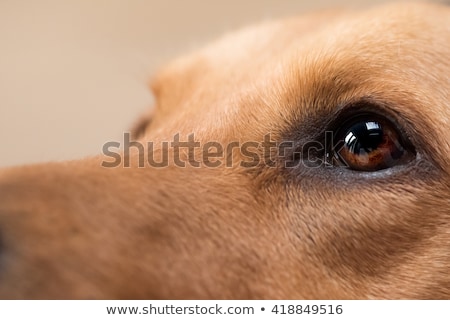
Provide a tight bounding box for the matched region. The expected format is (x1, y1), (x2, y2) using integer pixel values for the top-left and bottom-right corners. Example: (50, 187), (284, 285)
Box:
(0, 2), (449, 299)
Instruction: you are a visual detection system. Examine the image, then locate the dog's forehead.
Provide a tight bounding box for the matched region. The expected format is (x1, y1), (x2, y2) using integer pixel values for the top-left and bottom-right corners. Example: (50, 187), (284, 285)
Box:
(150, 2), (450, 159)
(153, 3), (449, 103)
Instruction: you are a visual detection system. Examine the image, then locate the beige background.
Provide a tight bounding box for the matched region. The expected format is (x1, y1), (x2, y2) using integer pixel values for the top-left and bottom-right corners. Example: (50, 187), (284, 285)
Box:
(0, 0), (415, 167)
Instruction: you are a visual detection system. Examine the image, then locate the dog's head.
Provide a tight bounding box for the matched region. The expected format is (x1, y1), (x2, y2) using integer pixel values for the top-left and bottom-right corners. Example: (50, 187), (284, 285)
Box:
(0, 2), (449, 299)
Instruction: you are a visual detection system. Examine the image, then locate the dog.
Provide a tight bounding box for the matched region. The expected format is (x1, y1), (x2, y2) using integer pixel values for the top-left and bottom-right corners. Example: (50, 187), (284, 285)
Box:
(0, 1), (449, 299)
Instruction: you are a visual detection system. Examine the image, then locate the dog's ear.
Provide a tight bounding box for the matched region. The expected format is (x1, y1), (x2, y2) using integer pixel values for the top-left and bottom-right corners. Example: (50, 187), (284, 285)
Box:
(130, 109), (153, 140)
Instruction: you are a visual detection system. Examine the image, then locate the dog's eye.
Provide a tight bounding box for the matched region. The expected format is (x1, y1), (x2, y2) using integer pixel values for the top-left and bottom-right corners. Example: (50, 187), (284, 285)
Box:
(331, 115), (415, 171)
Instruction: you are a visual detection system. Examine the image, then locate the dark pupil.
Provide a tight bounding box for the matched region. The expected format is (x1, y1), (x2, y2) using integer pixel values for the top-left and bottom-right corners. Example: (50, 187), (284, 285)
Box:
(344, 121), (383, 155)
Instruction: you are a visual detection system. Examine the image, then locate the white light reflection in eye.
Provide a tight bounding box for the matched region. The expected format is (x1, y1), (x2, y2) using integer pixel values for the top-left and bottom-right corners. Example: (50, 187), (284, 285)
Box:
(344, 132), (356, 146)
(365, 121), (380, 131)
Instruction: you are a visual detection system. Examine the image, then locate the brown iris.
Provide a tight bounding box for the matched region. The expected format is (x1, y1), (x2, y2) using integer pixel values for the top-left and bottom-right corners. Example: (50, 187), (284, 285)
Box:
(334, 115), (414, 171)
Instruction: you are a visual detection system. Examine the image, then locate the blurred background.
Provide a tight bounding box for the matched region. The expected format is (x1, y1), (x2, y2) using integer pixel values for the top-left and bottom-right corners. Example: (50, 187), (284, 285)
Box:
(0, 0), (409, 166)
